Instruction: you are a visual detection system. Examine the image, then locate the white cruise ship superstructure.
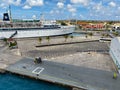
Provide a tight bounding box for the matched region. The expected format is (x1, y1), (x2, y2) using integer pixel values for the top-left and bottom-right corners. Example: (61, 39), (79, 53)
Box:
(0, 13), (75, 39)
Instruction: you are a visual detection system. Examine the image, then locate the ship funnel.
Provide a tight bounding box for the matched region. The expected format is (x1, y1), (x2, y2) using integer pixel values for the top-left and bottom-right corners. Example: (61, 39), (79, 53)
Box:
(3, 13), (10, 21)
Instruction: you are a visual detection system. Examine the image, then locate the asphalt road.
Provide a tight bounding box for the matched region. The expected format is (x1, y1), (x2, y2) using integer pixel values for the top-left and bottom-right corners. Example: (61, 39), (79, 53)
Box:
(27, 41), (110, 58)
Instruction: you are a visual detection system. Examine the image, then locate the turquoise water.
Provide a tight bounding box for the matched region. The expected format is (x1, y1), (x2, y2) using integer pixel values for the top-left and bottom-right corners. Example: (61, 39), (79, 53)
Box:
(70, 32), (85, 37)
(0, 73), (71, 90)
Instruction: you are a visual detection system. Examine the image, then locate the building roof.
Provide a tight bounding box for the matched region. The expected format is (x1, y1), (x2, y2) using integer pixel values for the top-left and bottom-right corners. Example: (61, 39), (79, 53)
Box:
(112, 37), (120, 53)
(116, 37), (120, 45)
(113, 23), (120, 26)
(77, 22), (89, 25)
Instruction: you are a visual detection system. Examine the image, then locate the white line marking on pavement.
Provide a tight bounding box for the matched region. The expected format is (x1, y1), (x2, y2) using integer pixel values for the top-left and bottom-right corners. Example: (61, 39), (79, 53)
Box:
(32, 67), (44, 74)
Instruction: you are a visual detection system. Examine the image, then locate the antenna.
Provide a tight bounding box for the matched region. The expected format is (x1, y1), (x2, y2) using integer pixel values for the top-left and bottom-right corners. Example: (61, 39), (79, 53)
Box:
(9, 5), (12, 22)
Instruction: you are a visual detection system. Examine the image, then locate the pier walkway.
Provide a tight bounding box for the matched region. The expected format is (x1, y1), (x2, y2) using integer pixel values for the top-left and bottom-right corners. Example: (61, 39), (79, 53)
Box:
(5, 56), (120, 90)
(0, 44), (120, 90)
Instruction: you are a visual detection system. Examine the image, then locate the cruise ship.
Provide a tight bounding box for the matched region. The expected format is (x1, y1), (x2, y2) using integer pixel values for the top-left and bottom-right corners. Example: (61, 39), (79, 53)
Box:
(0, 13), (75, 39)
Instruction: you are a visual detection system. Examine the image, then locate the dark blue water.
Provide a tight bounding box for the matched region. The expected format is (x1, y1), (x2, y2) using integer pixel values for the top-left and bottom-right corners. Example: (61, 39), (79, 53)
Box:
(0, 73), (71, 90)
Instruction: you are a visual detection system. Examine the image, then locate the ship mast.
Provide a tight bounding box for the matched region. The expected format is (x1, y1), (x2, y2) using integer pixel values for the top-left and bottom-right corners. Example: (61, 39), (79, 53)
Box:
(40, 13), (45, 24)
(9, 5), (12, 22)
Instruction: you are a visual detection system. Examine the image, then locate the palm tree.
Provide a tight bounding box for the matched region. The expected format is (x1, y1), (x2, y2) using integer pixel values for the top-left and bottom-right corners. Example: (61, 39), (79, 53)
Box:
(88, 32), (93, 38)
(101, 33), (105, 38)
(70, 35), (74, 41)
(46, 36), (50, 43)
(85, 34), (88, 38)
(3, 38), (7, 42)
(3, 38), (8, 44)
(64, 35), (69, 42)
(105, 33), (109, 37)
(38, 37), (42, 44)
(113, 32), (119, 37)
(105, 23), (110, 30)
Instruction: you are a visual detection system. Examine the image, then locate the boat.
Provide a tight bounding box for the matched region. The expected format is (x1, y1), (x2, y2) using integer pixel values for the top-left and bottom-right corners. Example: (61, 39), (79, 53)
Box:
(0, 12), (75, 39)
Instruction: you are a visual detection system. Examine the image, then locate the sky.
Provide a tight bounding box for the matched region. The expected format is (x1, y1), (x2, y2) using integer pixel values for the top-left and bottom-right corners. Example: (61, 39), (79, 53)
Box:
(0, 0), (120, 20)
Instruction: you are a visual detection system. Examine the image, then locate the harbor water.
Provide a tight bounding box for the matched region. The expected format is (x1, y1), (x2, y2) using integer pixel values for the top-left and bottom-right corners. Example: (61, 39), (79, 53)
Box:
(0, 73), (71, 90)
(70, 32), (85, 37)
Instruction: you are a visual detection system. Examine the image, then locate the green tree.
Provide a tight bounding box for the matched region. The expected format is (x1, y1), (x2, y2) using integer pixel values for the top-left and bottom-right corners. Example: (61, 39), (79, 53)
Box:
(79, 25), (82, 29)
(46, 36), (50, 43)
(3, 38), (7, 42)
(64, 35), (69, 42)
(88, 32), (93, 38)
(105, 23), (110, 30)
(101, 33), (105, 38)
(108, 21), (114, 25)
(38, 37), (42, 44)
(61, 22), (67, 26)
(70, 35), (74, 41)
(3, 38), (8, 44)
(85, 34), (88, 38)
(105, 33), (109, 37)
(113, 32), (119, 36)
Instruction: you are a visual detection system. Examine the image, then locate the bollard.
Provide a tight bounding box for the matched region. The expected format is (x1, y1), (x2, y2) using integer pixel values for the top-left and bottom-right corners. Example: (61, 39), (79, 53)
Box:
(113, 72), (117, 79)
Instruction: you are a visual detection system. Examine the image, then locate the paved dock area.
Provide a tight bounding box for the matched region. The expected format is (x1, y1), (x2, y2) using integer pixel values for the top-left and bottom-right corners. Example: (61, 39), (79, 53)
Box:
(50, 52), (116, 72)
(5, 57), (120, 90)
(1, 37), (119, 90)
(11, 38), (115, 72)
(16, 36), (102, 58)
(16, 37), (109, 58)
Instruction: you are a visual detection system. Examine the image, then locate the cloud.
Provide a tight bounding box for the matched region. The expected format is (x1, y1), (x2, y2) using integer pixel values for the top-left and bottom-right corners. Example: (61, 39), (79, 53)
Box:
(50, 10), (54, 14)
(0, 13), (2, 16)
(80, 14), (84, 18)
(118, 7), (120, 10)
(108, 1), (116, 7)
(0, 0), (21, 8)
(67, 4), (72, 9)
(92, 2), (103, 12)
(86, 1), (120, 20)
(57, 2), (64, 8)
(50, 9), (60, 15)
(55, 10), (60, 14)
(72, 13), (76, 16)
(1, 0), (120, 20)
(26, 0), (44, 7)
(68, 8), (76, 13)
(67, 4), (76, 13)
(7, 0), (21, 6)
(32, 15), (37, 19)
(22, 5), (31, 9)
(70, 0), (90, 6)
(0, 3), (6, 8)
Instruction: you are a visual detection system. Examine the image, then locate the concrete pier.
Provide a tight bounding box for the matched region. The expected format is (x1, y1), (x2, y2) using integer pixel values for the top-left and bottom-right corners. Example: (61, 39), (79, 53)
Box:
(3, 56), (120, 90)
(0, 39), (120, 90)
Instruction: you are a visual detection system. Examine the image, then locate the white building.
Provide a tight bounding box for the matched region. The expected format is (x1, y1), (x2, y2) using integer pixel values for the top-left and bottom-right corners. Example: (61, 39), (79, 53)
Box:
(110, 37), (120, 73)
(112, 23), (120, 32)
